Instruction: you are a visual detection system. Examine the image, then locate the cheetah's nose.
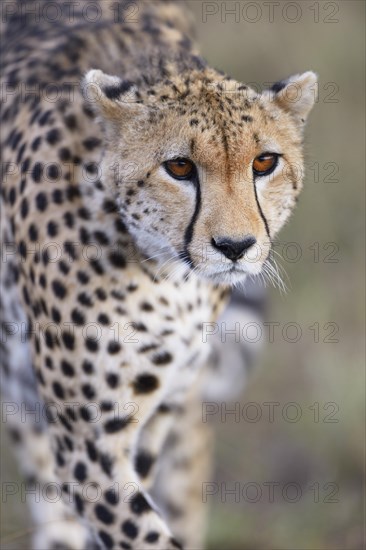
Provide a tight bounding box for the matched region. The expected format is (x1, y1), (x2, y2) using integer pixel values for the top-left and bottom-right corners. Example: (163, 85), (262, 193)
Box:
(211, 235), (257, 261)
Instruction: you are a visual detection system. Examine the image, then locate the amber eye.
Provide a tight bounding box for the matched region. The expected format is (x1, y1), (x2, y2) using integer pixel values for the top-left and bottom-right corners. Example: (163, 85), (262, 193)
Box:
(253, 153), (279, 176)
(164, 158), (196, 180)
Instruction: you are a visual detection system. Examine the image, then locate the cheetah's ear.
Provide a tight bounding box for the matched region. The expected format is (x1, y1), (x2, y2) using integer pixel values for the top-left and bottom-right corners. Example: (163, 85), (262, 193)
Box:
(82, 69), (144, 119)
(267, 71), (318, 124)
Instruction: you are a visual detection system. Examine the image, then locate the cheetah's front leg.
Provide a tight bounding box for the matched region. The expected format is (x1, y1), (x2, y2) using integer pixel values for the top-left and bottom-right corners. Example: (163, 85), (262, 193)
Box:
(47, 386), (184, 550)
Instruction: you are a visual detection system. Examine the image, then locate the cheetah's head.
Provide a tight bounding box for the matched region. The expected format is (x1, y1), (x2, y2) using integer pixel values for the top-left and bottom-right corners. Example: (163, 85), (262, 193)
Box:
(83, 68), (317, 285)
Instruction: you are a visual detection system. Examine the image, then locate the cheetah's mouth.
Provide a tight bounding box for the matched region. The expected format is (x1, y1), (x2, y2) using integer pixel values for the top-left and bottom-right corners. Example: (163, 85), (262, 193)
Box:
(190, 262), (258, 286)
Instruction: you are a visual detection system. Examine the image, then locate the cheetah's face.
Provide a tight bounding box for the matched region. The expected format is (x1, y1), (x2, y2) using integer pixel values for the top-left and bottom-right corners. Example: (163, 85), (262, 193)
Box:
(84, 70), (317, 285)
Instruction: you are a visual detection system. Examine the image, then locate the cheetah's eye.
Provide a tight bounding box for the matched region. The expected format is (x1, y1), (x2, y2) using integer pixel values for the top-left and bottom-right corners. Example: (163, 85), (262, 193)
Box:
(164, 158), (196, 180)
(253, 153), (279, 177)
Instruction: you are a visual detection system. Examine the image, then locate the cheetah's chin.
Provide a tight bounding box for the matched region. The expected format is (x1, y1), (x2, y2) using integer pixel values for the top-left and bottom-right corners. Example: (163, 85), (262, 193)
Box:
(199, 266), (251, 286)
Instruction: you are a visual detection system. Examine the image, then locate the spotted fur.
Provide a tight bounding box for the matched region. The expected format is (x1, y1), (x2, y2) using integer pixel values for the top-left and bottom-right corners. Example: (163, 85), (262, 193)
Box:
(0, 1), (316, 548)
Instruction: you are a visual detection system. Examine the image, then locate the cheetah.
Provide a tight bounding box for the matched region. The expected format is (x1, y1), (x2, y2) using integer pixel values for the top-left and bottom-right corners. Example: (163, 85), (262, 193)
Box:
(0, 1), (317, 548)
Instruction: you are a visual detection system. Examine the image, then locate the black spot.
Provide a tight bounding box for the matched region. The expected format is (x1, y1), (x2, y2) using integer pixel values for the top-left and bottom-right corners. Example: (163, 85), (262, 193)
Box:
(21, 158), (30, 175)
(58, 413), (73, 433)
(39, 274), (47, 289)
(98, 313), (110, 325)
(10, 131), (22, 150)
(115, 218), (127, 233)
(42, 248), (51, 266)
(46, 128), (61, 145)
(151, 351), (173, 366)
(47, 164), (61, 180)
(131, 322), (146, 331)
(74, 461), (87, 482)
(61, 359), (75, 377)
(51, 307), (61, 323)
(111, 290), (125, 301)
(64, 240), (77, 260)
(85, 161), (98, 174)
(59, 261), (70, 275)
(133, 374), (159, 394)
(86, 337), (98, 352)
(59, 147), (72, 161)
(45, 356), (54, 370)
(56, 451), (65, 467)
(52, 280), (67, 299)
(47, 221), (58, 237)
(242, 115), (253, 122)
(64, 435), (73, 451)
(79, 227), (90, 244)
(78, 292), (93, 307)
(64, 114), (78, 130)
(94, 289), (106, 302)
(78, 207), (90, 220)
(130, 492), (151, 515)
(66, 185), (80, 202)
(83, 137), (101, 150)
(82, 383), (95, 399)
(107, 341), (121, 354)
(100, 401), (114, 412)
(90, 259), (104, 275)
(109, 250), (126, 269)
(94, 230), (109, 245)
(103, 198), (117, 213)
(80, 406), (92, 422)
(135, 450), (155, 478)
(31, 136), (42, 151)
(8, 187), (16, 205)
(86, 440), (98, 461)
(52, 189), (64, 204)
(95, 504), (115, 525)
(38, 110), (53, 126)
(28, 224), (38, 241)
(71, 308), (85, 326)
(75, 493), (84, 514)
(77, 271), (89, 285)
(62, 331), (75, 350)
(121, 519), (138, 539)
(104, 417), (130, 433)
(64, 212), (75, 229)
(105, 488), (119, 506)
(35, 192), (48, 211)
(52, 381), (65, 399)
(99, 531), (114, 549)
(106, 373), (119, 388)
(140, 302), (153, 312)
(145, 532), (159, 543)
(43, 328), (53, 348)
(100, 453), (113, 476)
(82, 360), (94, 374)
(16, 142), (26, 163)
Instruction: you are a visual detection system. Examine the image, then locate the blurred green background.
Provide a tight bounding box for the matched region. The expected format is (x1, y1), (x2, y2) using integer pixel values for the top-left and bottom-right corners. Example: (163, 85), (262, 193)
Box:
(189, 1), (365, 549)
(1, 1), (365, 549)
